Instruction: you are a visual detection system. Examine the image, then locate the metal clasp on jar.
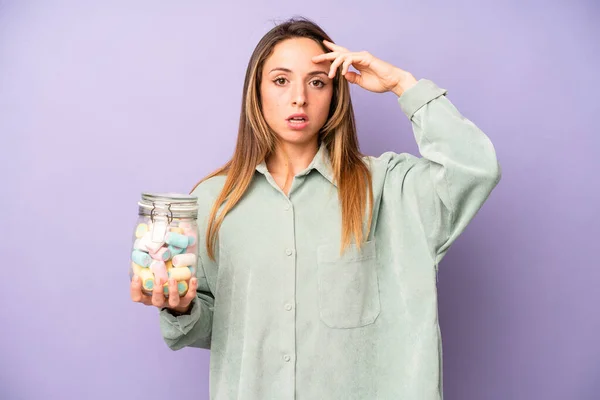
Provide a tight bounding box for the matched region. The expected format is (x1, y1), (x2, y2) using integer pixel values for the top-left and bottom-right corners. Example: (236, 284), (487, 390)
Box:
(150, 202), (173, 243)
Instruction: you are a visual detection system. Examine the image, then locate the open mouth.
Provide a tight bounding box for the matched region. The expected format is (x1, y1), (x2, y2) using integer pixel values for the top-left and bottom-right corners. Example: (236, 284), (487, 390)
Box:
(288, 117), (307, 123)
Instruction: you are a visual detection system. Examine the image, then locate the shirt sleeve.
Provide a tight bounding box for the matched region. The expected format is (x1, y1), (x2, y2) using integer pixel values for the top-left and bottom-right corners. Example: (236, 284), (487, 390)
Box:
(159, 244), (215, 350)
(386, 78), (502, 270)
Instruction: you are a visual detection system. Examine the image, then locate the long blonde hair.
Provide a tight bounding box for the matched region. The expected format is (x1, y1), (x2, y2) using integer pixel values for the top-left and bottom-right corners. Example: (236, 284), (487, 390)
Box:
(191, 17), (373, 260)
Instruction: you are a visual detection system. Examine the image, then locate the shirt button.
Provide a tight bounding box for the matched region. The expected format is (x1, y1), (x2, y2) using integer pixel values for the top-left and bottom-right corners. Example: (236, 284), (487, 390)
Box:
(284, 203), (291, 211)
(285, 304), (292, 311)
(283, 355), (291, 362)
(285, 249), (293, 256)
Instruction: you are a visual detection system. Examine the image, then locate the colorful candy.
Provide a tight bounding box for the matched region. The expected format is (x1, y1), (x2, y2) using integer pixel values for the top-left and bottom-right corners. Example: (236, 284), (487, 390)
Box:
(140, 232), (164, 253)
(131, 250), (151, 267)
(135, 223), (149, 238)
(172, 253), (196, 268)
(150, 260), (168, 283)
(131, 218), (197, 296)
(162, 280), (189, 296)
(165, 232), (191, 249)
(168, 266), (193, 280)
(133, 238), (148, 252)
(150, 246), (171, 262)
(131, 262), (154, 291)
(168, 245), (185, 257)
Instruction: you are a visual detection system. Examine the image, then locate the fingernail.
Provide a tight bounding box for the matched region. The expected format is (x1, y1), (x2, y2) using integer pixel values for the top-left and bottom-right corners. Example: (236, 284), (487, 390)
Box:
(133, 275), (139, 282)
(169, 278), (176, 285)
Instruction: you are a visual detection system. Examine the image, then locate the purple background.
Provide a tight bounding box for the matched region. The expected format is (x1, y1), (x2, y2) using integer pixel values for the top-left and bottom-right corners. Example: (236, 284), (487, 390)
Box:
(1, 1), (598, 399)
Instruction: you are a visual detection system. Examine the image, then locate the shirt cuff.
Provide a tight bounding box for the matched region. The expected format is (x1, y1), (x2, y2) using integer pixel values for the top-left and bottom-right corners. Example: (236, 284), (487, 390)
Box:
(397, 79), (448, 120)
(159, 297), (200, 335)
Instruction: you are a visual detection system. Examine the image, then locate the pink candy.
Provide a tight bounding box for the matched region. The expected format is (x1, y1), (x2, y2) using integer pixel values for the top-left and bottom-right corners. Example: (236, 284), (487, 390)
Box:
(150, 246), (171, 262)
(150, 260), (168, 283)
(182, 227), (198, 254)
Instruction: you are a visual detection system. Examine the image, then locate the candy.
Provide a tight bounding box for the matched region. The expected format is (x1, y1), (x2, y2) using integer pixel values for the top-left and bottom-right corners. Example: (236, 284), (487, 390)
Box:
(172, 253), (196, 268)
(131, 261), (143, 275)
(142, 277), (155, 291)
(133, 238), (148, 252)
(167, 266), (192, 281)
(150, 246), (171, 262)
(183, 227), (198, 254)
(140, 232), (164, 253)
(131, 250), (151, 267)
(150, 260), (168, 283)
(132, 262), (154, 291)
(168, 245), (185, 257)
(135, 223), (149, 238)
(149, 219), (169, 242)
(131, 217), (198, 297)
(165, 232), (190, 249)
(162, 280), (189, 297)
(177, 280), (188, 296)
(179, 221), (193, 230)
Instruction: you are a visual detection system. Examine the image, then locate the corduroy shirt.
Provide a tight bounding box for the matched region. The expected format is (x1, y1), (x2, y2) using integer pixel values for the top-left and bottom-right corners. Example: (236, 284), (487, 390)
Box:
(159, 78), (502, 399)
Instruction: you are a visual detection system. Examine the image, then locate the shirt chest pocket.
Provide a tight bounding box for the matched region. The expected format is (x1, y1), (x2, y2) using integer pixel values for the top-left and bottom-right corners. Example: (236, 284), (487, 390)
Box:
(316, 239), (381, 329)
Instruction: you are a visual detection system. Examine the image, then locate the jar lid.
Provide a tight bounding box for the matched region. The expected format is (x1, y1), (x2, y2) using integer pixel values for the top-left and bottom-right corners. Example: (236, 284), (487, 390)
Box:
(138, 192), (198, 218)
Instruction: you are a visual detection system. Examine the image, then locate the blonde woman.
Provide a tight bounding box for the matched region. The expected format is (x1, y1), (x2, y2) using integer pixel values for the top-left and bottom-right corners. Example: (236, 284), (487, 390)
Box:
(131, 17), (501, 400)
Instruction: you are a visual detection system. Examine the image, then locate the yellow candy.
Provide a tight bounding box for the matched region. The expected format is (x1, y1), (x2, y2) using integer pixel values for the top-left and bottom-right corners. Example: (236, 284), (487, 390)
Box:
(167, 266), (192, 281)
(131, 261), (154, 292)
(169, 227), (184, 234)
(162, 275), (189, 297)
(135, 223), (149, 238)
(177, 280), (188, 296)
(131, 261), (143, 275)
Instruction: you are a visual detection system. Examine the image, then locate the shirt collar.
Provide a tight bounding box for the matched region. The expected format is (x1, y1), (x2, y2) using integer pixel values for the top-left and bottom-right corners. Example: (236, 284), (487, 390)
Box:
(255, 142), (337, 187)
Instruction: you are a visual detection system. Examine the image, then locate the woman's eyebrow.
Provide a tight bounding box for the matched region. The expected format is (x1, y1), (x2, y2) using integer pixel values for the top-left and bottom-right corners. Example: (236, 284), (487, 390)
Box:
(269, 67), (329, 77)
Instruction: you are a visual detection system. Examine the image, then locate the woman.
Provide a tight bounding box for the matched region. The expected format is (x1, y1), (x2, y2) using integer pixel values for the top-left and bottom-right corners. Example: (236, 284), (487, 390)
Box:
(131, 17), (501, 399)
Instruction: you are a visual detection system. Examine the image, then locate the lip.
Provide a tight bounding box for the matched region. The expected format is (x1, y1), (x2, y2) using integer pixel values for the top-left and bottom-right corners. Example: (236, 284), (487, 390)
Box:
(286, 120), (309, 130)
(286, 113), (309, 121)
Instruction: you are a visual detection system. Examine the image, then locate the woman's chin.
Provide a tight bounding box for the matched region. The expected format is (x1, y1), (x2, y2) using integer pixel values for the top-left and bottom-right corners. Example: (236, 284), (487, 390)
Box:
(275, 130), (319, 146)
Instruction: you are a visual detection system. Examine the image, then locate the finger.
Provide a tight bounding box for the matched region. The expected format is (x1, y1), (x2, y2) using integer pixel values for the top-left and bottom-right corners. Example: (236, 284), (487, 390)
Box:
(332, 52), (369, 78)
(323, 39), (349, 52)
(181, 277), (198, 306)
(329, 54), (348, 79)
(341, 57), (356, 77)
(130, 275), (143, 302)
(312, 51), (340, 64)
(167, 279), (180, 308)
(344, 71), (362, 85)
(130, 275), (156, 306)
(140, 295), (154, 306)
(152, 278), (166, 308)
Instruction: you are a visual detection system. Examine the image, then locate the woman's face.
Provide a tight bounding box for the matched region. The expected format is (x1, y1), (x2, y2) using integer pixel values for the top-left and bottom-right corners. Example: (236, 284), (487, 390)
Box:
(260, 37), (333, 147)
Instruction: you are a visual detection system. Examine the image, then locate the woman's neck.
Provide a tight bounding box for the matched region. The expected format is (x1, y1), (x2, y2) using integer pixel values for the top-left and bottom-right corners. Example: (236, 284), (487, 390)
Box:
(266, 140), (319, 175)
(265, 139), (319, 194)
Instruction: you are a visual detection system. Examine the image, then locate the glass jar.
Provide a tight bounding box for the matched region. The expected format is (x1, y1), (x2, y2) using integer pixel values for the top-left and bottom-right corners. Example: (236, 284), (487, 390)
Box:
(130, 192), (198, 297)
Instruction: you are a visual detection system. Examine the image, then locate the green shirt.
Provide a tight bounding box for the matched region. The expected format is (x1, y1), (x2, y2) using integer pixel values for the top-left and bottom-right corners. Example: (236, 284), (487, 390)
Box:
(159, 79), (501, 399)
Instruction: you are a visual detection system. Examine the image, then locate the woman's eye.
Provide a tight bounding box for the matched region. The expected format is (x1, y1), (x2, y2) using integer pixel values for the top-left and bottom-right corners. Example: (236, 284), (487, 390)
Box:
(274, 77), (287, 85)
(311, 80), (325, 88)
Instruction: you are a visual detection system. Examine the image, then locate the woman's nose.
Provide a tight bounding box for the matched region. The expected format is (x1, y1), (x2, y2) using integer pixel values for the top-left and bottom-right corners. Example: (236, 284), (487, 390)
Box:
(291, 83), (307, 107)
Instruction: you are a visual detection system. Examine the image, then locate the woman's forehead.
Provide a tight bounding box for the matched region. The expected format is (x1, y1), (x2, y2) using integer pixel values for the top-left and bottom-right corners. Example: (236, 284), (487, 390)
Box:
(265, 38), (328, 70)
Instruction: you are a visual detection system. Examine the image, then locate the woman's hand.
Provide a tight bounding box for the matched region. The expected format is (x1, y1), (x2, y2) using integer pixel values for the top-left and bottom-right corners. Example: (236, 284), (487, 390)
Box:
(130, 275), (198, 313)
(312, 40), (418, 96)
